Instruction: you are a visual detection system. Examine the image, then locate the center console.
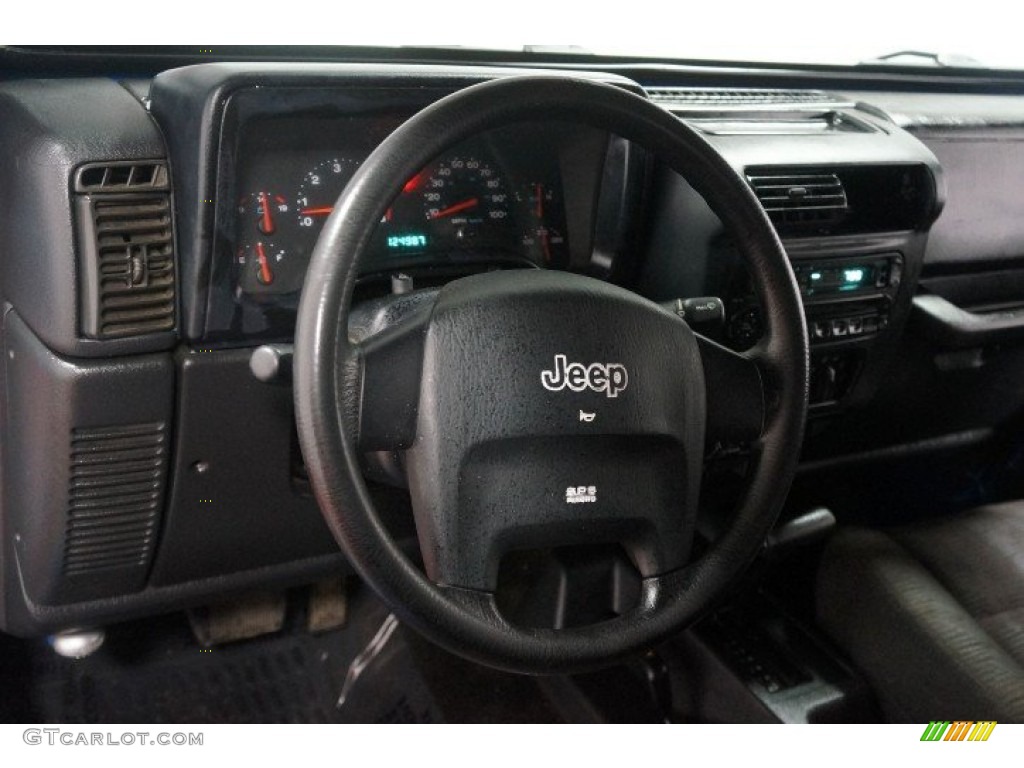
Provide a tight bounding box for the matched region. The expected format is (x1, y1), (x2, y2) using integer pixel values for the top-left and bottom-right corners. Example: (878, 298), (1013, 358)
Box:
(639, 89), (944, 413)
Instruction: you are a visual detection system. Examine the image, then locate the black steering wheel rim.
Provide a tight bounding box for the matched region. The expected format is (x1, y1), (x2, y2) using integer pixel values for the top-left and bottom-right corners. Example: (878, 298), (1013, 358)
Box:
(294, 75), (808, 674)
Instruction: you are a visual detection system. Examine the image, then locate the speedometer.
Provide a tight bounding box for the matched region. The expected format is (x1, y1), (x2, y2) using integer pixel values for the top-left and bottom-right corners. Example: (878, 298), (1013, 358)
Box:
(422, 156), (510, 240)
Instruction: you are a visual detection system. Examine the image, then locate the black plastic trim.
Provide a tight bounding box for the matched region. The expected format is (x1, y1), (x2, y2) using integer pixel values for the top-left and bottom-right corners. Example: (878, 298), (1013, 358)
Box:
(911, 294), (1024, 349)
(0, 78), (174, 358)
(1, 309), (174, 610)
(6, 548), (348, 637)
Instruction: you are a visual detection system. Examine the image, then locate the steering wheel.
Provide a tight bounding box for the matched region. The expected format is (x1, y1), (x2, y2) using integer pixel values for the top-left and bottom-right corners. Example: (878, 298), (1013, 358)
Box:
(294, 75), (808, 674)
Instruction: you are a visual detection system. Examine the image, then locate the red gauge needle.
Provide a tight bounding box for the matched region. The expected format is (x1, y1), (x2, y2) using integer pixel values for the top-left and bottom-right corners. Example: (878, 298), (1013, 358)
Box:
(258, 192), (275, 235)
(540, 228), (552, 264)
(402, 169), (428, 194)
(299, 206), (334, 216)
(429, 197), (479, 219)
(255, 242), (274, 285)
(535, 183), (544, 219)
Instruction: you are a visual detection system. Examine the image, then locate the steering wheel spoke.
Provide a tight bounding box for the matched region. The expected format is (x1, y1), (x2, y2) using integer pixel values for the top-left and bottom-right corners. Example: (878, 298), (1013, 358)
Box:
(696, 333), (767, 447)
(353, 304), (431, 451)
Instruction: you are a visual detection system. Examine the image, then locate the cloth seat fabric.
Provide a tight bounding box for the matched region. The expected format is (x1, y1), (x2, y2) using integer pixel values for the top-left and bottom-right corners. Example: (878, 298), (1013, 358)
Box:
(817, 501), (1024, 723)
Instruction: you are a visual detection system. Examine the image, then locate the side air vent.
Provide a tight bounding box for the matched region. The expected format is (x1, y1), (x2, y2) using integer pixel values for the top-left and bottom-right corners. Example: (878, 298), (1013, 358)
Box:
(63, 422), (168, 577)
(748, 171), (849, 232)
(77, 187), (176, 339)
(75, 161), (170, 193)
(648, 88), (848, 108)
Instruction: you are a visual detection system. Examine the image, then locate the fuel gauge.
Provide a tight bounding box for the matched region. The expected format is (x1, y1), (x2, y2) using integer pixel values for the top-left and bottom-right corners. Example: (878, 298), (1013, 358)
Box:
(236, 241), (297, 295)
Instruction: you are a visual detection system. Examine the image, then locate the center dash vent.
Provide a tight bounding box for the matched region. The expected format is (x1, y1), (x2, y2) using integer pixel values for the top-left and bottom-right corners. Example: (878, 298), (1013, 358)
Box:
(747, 171), (850, 233)
(77, 168), (176, 339)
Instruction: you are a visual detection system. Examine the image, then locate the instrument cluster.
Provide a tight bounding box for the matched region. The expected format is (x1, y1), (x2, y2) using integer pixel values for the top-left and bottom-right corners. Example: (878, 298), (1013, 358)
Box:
(209, 109), (620, 343)
(230, 123), (576, 300)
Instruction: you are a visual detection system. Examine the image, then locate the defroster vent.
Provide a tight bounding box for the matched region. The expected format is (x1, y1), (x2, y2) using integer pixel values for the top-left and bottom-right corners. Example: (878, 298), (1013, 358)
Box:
(63, 422), (168, 577)
(77, 161), (176, 340)
(648, 87), (845, 109)
(75, 161), (170, 193)
(747, 170), (849, 233)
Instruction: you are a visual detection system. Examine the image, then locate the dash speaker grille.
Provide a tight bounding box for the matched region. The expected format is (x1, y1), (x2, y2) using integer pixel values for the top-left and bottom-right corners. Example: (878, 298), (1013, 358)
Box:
(63, 422), (168, 576)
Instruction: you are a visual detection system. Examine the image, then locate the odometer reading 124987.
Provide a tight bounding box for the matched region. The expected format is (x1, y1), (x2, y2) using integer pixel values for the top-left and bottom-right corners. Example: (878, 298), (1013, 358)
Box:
(387, 233), (428, 249)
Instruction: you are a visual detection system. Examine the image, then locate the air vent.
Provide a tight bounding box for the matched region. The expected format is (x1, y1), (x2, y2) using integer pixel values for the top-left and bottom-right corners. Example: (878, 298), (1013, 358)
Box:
(75, 161), (169, 193)
(648, 88), (848, 109)
(79, 192), (176, 338)
(649, 89), (873, 136)
(63, 422), (167, 577)
(747, 171), (850, 232)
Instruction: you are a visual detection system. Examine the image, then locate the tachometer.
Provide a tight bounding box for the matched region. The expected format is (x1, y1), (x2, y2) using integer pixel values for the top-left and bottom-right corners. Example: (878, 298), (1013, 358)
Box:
(296, 157), (361, 229)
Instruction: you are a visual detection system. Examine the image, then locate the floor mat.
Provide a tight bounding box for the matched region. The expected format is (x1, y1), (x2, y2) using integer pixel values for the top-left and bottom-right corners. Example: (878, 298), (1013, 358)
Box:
(0, 585), (563, 724)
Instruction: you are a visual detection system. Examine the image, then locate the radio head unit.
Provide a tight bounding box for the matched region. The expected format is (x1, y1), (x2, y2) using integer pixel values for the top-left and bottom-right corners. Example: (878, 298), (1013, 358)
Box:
(793, 254), (902, 300)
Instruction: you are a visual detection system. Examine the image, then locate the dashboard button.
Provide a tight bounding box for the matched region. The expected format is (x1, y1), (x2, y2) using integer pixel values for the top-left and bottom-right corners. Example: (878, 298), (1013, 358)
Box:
(848, 317), (864, 335)
(831, 319), (848, 337)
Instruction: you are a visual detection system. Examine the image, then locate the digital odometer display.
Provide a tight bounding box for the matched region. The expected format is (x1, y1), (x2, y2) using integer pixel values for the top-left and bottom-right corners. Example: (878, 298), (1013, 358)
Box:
(387, 233), (429, 249)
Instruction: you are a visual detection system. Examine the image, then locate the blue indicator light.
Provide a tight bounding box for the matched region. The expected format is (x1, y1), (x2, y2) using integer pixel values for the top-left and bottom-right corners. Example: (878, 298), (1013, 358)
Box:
(844, 268), (865, 284)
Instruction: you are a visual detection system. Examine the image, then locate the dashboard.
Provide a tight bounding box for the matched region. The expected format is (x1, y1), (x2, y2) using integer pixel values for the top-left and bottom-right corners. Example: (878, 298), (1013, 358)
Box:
(5, 53), (1024, 640)
(141, 71), (648, 345)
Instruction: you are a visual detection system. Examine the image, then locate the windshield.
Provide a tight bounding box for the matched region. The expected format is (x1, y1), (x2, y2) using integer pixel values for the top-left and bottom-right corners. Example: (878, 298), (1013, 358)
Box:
(11, 0), (1024, 72)
(587, 0), (1021, 70)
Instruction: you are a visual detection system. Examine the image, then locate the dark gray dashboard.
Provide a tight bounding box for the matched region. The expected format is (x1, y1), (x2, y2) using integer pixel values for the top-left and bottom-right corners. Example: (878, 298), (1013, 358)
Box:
(0, 61), (1000, 639)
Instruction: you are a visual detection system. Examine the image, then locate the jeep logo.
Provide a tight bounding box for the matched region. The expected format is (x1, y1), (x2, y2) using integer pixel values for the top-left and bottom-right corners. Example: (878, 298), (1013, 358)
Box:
(540, 354), (629, 398)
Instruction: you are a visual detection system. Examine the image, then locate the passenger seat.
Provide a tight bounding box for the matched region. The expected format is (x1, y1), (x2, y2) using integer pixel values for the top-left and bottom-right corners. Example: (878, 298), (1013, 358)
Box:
(816, 501), (1024, 722)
